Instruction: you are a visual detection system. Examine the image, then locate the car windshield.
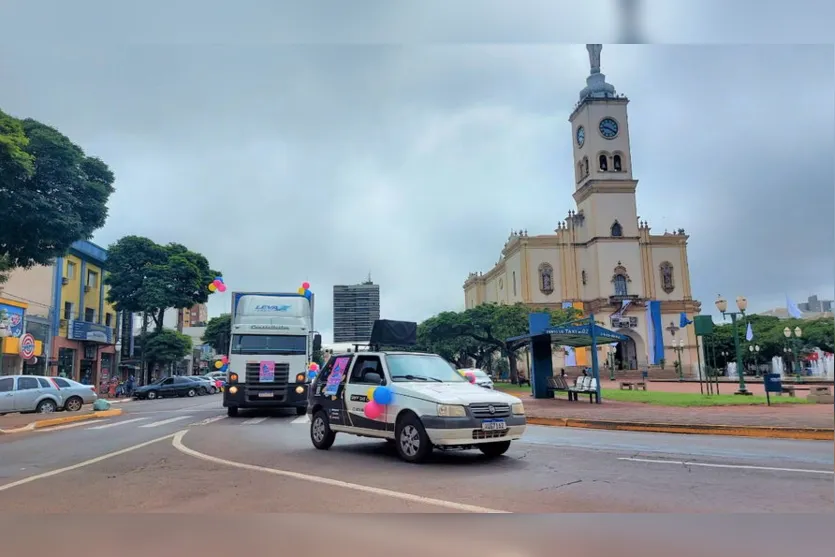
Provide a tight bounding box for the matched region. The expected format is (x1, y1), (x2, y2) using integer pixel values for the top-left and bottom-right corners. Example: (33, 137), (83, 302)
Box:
(469, 369), (489, 379)
(388, 354), (467, 383)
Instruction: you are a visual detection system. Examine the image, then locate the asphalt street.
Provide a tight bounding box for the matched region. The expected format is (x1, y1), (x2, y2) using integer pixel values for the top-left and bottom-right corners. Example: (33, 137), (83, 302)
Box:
(0, 395), (832, 513)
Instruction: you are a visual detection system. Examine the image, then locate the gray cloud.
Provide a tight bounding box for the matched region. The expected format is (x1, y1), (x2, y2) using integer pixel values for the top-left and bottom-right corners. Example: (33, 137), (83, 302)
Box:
(1, 2), (833, 341)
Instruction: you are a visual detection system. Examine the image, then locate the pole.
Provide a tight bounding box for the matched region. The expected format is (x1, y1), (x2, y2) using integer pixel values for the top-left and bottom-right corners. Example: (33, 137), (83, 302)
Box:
(730, 313), (749, 394)
(710, 335), (719, 395)
(589, 315), (602, 404)
(696, 335), (704, 395)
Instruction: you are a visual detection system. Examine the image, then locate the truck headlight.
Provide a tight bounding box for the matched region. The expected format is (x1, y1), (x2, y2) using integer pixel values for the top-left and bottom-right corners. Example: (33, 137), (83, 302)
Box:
(512, 402), (525, 416)
(437, 404), (467, 418)
(295, 386), (305, 394)
(229, 373), (238, 383)
(296, 373), (306, 383)
(228, 386), (238, 395)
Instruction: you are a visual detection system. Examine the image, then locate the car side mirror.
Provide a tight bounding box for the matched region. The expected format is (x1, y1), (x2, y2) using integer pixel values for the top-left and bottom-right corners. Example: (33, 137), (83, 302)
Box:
(364, 372), (383, 385)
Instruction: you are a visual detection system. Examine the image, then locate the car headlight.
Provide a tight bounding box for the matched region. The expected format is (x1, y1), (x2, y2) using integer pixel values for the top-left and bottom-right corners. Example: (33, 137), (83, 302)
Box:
(512, 402), (525, 415)
(437, 404), (467, 418)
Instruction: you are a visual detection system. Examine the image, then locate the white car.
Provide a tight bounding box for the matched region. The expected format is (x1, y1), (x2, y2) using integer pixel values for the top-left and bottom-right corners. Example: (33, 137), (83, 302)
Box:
(458, 368), (494, 389)
(307, 351), (526, 463)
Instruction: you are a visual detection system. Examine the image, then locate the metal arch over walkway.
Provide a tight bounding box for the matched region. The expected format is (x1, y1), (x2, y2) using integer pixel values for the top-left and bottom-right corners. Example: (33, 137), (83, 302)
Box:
(506, 313), (628, 403)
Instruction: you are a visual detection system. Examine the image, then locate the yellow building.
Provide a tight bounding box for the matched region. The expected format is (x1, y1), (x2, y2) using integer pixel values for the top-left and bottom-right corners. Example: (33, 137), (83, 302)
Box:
(463, 45), (702, 375)
(1, 240), (118, 384)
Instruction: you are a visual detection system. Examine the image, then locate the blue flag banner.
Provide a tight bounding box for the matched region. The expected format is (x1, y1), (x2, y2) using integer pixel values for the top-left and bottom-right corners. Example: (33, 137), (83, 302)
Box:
(786, 295), (803, 319)
(679, 312), (693, 328)
(746, 322), (754, 342)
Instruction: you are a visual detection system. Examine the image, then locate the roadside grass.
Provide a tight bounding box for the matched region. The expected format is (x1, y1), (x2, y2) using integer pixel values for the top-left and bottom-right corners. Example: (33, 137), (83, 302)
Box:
(495, 384), (809, 407)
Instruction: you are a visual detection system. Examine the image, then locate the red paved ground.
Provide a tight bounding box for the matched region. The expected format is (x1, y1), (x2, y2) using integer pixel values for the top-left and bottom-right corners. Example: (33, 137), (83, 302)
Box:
(0, 410), (99, 431)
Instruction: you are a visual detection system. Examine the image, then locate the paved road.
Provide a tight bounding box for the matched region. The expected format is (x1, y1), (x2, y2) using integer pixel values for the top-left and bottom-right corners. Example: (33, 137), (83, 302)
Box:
(0, 395), (831, 513)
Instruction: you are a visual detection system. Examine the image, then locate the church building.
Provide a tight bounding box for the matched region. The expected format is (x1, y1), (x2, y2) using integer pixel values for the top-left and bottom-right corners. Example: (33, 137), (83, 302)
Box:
(463, 45), (702, 374)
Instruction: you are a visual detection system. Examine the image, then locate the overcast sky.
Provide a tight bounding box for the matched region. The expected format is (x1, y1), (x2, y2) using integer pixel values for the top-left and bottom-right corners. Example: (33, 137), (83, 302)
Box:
(1, 1), (833, 342)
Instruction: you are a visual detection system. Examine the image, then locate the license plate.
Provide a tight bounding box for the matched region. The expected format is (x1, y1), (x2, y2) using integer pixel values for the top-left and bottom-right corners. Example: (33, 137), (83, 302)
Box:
(257, 392), (274, 398)
(481, 419), (506, 431)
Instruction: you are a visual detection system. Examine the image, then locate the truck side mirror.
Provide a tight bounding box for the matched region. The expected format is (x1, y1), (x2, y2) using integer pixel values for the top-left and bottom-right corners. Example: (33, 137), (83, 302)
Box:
(313, 334), (322, 351)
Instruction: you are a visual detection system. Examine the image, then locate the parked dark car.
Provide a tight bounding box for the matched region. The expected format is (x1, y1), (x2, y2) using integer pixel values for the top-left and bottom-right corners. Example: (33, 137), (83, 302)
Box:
(132, 376), (200, 400)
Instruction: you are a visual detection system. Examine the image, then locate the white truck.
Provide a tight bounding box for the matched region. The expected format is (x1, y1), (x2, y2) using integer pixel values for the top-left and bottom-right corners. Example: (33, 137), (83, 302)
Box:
(223, 291), (319, 417)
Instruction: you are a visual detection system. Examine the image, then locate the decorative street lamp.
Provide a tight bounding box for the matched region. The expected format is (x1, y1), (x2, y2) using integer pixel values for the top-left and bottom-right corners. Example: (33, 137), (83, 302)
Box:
(672, 338), (686, 380)
(783, 326), (803, 376)
(748, 344), (761, 377)
(715, 295), (751, 395)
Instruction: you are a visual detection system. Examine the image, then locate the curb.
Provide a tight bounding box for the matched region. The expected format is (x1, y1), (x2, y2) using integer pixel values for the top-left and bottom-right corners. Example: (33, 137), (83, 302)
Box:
(526, 416), (834, 441)
(0, 408), (123, 434)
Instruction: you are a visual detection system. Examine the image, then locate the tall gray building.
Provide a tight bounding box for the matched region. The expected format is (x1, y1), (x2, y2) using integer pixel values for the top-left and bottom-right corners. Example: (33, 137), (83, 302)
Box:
(333, 278), (380, 343)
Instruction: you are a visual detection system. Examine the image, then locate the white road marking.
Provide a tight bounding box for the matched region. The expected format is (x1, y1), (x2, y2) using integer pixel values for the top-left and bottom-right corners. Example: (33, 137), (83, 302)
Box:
(140, 415), (193, 428)
(291, 415), (310, 424)
(0, 433), (176, 493)
(191, 415), (227, 426)
(38, 420), (103, 433)
(618, 457), (834, 475)
(241, 417), (268, 425)
(171, 430), (509, 513)
(86, 417), (149, 430)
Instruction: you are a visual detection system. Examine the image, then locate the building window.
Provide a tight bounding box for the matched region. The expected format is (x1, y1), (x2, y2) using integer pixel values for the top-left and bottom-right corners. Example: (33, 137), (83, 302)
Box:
(84, 307), (95, 322)
(63, 302), (73, 320)
(58, 347), (76, 380)
(538, 263), (554, 295)
(613, 275), (628, 296)
(581, 269), (587, 285)
(598, 153), (608, 171)
(86, 270), (98, 288)
(583, 156), (589, 176)
(611, 220), (623, 237)
(512, 271), (517, 296)
(659, 261), (675, 294)
(66, 261), (76, 279)
(105, 313), (113, 327)
(613, 154), (623, 171)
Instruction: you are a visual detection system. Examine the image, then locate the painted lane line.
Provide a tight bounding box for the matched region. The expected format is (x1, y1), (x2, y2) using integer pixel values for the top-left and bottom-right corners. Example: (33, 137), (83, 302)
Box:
(0, 433), (176, 493)
(38, 420), (104, 433)
(191, 415), (227, 426)
(618, 457), (834, 475)
(140, 416), (193, 428)
(86, 417), (149, 430)
(241, 417), (268, 425)
(291, 415), (310, 424)
(171, 430), (508, 513)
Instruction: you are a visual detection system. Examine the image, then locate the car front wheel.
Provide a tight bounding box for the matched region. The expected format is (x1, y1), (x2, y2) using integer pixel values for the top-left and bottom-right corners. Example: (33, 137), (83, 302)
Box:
(310, 410), (336, 450)
(395, 413), (432, 464)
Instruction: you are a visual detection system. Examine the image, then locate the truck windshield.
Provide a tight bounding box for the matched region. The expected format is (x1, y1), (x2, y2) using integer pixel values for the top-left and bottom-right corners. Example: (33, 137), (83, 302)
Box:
(231, 334), (307, 355)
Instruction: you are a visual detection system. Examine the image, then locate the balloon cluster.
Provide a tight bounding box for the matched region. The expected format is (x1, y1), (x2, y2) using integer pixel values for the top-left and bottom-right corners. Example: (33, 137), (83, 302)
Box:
(208, 276), (227, 293)
(297, 281), (313, 300)
(364, 386), (394, 419)
(307, 362), (320, 380)
(214, 355), (229, 371)
(458, 369), (477, 384)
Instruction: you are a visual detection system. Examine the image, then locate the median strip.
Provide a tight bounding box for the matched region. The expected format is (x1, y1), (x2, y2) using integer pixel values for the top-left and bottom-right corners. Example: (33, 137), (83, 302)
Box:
(0, 409), (123, 434)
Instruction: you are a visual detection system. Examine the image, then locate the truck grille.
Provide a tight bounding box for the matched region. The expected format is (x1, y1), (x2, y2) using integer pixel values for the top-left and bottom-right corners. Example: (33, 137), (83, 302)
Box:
(244, 362), (290, 398)
(469, 403), (511, 419)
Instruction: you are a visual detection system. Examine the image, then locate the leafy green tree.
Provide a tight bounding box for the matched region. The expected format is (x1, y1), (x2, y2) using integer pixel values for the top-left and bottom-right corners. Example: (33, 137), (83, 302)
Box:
(0, 113), (115, 269)
(105, 236), (220, 332)
(143, 329), (193, 376)
(311, 349), (325, 366)
(202, 314), (232, 352)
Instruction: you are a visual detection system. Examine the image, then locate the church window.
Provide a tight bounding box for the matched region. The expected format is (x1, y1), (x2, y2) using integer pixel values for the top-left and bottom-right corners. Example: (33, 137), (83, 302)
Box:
(583, 156), (589, 176)
(576, 161), (583, 182)
(512, 271), (517, 296)
(598, 154), (608, 171)
(659, 261), (675, 294)
(538, 263), (554, 295)
(610, 220), (623, 237)
(611, 263), (632, 297)
(613, 154), (622, 171)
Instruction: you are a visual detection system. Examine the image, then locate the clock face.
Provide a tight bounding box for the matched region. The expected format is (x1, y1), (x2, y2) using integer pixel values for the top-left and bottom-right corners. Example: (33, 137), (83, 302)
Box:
(576, 126), (585, 147)
(599, 118), (619, 139)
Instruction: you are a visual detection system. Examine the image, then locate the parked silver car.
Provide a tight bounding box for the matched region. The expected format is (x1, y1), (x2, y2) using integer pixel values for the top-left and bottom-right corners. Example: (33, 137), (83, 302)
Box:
(459, 368), (495, 389)
(0, 375), (63, 414)
(49, 376), (99, 411)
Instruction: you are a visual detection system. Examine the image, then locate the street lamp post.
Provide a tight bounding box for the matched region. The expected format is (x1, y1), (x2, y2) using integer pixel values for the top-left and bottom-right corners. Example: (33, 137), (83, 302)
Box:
(715, 295), (751, 395)
(672, 339), (685, 380)
(0, 323), (10, 376)
(783, 326), (803, 376)
(748, 344), (761, 377)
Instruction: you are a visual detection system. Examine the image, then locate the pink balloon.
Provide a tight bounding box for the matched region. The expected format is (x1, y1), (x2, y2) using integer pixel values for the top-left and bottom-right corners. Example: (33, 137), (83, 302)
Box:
(465, 372), (476, 384)
(302, 281), (310, 290)
(213, 279), (222, 288)
(364, 401), (383, 419)
(218, 283), (227, 292)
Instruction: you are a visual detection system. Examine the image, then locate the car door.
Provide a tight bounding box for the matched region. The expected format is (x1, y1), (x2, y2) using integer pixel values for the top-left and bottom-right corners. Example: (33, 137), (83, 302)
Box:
(13, 376), (42, 412)
(313, 355), (353, 428)
(175, 377), (193, 395)
(0, 377), (15, 413)
(343, 355), (391, 435)
(158, 377), (175, 396)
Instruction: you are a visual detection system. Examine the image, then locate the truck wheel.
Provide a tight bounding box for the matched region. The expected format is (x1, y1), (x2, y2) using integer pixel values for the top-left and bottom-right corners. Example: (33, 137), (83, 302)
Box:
(394, 413), (432, 464)
(311, 410), (336, 450)
(296, 406), (307, 416)
(227, 406), (238, 417)
(478, 440), (512, 458)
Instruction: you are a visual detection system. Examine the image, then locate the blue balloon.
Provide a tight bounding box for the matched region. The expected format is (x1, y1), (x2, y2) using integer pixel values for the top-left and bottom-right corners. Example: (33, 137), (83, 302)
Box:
(373, 386), (393, 405)
(220, 364), (228, 372)
(304, 290), (312, 300)
(307, 370), (317, 380)
(215, 275), (223, 282)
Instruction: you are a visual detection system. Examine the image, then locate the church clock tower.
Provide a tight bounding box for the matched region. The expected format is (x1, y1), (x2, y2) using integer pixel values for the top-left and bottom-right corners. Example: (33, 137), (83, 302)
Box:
(569, 44), (639, 239)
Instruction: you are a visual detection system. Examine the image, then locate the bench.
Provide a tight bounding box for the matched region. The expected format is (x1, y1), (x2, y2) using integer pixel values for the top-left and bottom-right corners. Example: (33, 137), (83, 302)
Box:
(546, 376), (571, 398)
(619, 381), (647, 391)
(568, 376), (599, 403)
(780, 385), (811, 397)
(807, 386), (834, 404)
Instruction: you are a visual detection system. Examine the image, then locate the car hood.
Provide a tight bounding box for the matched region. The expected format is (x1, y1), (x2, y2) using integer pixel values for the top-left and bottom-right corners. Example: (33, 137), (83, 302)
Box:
(401, 382), (520, 405)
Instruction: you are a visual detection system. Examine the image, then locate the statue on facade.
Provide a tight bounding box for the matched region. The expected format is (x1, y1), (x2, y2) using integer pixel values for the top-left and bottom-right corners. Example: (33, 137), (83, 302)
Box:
(587, 44), (603, 74)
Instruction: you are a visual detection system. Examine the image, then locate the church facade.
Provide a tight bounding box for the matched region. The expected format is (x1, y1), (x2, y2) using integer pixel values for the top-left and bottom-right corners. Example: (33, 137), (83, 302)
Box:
(463, 45), (702, 374)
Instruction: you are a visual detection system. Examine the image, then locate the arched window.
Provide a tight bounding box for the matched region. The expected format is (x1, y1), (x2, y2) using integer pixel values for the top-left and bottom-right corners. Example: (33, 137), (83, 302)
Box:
(611, 220), (623, 237)
(598, 154), (608, 171)
(613, 274), (628, 296)
(512, 271), (517, 296)
(583, 157), (589, 176)
(576, 161), (583, 181)
(613, 154), (622, 171)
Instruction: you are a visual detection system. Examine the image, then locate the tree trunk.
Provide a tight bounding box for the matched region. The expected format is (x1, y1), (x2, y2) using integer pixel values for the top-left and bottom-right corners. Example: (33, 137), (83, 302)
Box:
(139, 311), (149, 384)
(507, 349), (519, 384)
